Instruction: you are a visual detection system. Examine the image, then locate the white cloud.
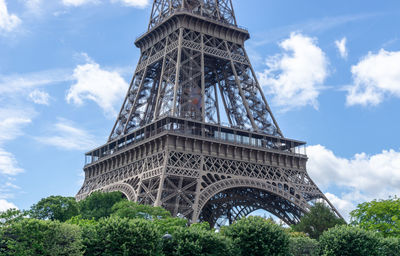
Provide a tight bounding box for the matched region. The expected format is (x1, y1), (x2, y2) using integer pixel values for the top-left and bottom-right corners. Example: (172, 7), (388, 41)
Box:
(0, 109), (31, 176)
(258, 32), (329, 111)
(29, 89), (50, 105)
(335, 37), (348, 59)
(0, 109), (32, 143)
(0, 199), (17, 211)
(0, 181), (20, 200)
(307, 145), (400, 220)
(111, 0), (149, 8)
(0, 69), (71, 95)
(66, 56), (128, 117)
(0, 0), (21, 33)
(346, 49), (400, 106)
(62, 0), (99, 7)
(25, 0), (43, 14)
(0, 148), (23, 176)
(325, 192), (354, 220)
(36, 119), (97, 151)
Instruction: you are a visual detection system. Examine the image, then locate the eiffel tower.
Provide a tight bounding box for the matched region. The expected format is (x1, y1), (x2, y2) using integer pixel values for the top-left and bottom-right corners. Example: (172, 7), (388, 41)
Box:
(76, 0), (342, 226)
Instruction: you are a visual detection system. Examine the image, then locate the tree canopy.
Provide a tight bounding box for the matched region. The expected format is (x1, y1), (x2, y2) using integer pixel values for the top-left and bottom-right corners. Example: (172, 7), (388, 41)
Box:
(29, 195), (79, 222)
(78, 191), (126, 220)
(350, 197), (400, 237)
(292, 202), (346, 240)
(111, 200), (171, 220)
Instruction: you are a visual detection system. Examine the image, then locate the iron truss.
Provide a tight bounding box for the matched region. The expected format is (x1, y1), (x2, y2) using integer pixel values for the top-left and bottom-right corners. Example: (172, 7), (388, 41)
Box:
(76, 0), (343, 226)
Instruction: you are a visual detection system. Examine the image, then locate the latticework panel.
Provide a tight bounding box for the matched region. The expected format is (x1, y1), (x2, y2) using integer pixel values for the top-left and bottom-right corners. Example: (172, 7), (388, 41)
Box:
(109, 26), (281, 140)
(148, 0), (237, 30)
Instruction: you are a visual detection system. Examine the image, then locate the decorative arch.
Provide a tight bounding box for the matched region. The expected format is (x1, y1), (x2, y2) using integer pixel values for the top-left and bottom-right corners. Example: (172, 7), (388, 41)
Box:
(194, 178), (310, 226)
(100, 183), (137, 201)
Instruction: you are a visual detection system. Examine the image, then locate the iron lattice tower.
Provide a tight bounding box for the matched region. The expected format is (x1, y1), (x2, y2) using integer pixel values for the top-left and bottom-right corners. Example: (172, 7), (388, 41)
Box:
(76, 0), (342, 226)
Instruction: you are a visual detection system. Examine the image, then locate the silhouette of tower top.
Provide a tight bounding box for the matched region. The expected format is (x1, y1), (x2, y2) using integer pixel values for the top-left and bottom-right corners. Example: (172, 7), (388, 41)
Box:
(148, 0), (237, 30)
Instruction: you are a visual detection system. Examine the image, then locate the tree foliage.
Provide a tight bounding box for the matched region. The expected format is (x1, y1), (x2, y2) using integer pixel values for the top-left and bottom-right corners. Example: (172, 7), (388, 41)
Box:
(222, 216), (290, 256)
(81, 216), (162, 256)
(162, 226), (236, 256)
(29, 195), (79, 222)
(292, 202), (346, 240)
(289, 236), (319, 256)
(319, 225), (381, 256)
(111, 200), (171, 220)
(78, 191), (126, 220)
(350, 198), (400, 237)
(154, 217), (188, 234)
(378, 237), (400, 256)
(0, 218), (83, 256)
(0, 209), (27, 227)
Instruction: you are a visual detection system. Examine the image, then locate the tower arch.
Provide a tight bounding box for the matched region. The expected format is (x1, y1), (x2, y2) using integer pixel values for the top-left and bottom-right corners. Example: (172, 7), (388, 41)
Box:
(194, 178), (307, 226)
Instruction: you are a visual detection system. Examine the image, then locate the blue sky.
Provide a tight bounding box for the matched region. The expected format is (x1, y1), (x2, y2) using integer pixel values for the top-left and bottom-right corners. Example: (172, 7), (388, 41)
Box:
(1, 0), (400, 220)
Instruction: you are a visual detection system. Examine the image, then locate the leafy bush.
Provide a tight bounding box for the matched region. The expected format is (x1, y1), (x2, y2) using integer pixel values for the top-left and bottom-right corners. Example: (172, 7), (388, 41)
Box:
(222, 216), (290, 256)
(289, 236), (319, 256)
(162, 226), (236, 256)
(82, 216), (162, 256)
(378, 237), (400, 256)
(319, 225), (381, 256)
(154, 217), (188, 234)
(0, 218), (83, 256)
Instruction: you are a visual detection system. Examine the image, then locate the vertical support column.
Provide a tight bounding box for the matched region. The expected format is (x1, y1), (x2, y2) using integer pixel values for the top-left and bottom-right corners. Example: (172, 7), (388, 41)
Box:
(228, 0), (237, 25)
(217, 69), (234, 126)
(214, 83), (221, 124)
(154, 150), (169, 206)
(173, 176), (184, 216)
(224, 41), (258, 131)
(153, 37), (170, 121)
(191, 154), (205, 223)
(200, 33), (206, 123)
(122, 56), (151, 134)
(109, 52), (146, 141)
(242, 48), (283, 137)
(172, 28), (184, 117)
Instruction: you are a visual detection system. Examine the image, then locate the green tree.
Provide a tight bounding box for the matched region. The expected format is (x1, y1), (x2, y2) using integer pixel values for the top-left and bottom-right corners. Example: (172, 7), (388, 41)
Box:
(78, 191), (126, 220)
(289, 236), (319, 256)
(292, 202), (346, 240)
(82, 216), (162, 256)
(350, 197), (400, 237)
(162, 226), (236, 256)
(319, 225), (381, 256)
(221, 216), (290, 256)
(0, 209), (27, 227)
(0, 218), (83, 256)
(111, 200), (171, 220)
(29, 195), (79, 222)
